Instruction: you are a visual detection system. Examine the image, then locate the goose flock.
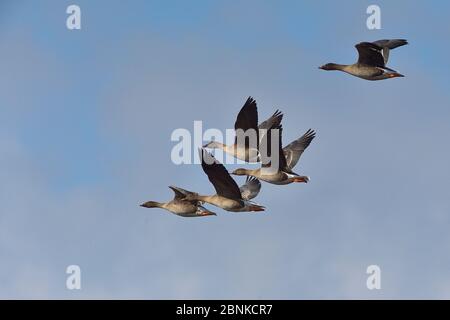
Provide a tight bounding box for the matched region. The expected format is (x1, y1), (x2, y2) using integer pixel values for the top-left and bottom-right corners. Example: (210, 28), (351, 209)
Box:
(141, 96), (315, 217)
(141, 38), (407, 217)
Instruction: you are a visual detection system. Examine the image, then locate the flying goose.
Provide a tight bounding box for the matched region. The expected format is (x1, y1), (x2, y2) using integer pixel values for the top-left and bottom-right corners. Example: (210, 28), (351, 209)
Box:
(319, 39), (408, 80)
(183, 149), (265, 212)
(203, 97), (283, 162)
(140, 186), (216, 217)
(232, 125), (315, 185)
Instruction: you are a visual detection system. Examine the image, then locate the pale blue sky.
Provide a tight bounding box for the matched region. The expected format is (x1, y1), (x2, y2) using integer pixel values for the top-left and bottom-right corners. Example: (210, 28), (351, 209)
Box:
(1, 0), (450, 298)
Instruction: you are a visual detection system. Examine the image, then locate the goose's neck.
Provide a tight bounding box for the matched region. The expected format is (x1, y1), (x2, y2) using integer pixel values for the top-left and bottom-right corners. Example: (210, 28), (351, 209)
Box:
(196, 194), (216, 204)
(142, 201), (165, 208)
(208, 141), (226, 150)
(329, 63), (348, 71)
(244, 169), (260, 176)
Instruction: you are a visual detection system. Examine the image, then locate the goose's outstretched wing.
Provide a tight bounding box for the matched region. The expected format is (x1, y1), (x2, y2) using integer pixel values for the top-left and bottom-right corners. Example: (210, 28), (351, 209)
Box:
(200, 149), (242, 200)
(283, 129), (316, 170)
(355, 42), (394, 70)
(234, 97), (259, 147)
(261, 124), (288, 172)
(239, 177), (261, 201)
(258, 110), (283, 131)
(169, 186), (200, 205)
(372, 39), (408, 64)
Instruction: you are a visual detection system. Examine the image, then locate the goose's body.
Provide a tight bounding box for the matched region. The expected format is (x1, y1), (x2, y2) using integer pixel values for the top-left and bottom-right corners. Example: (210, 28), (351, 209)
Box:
(140, 186), (216, 217)
(320, 39), (408, 81)
(203, 97), (283, 162)
(232, 127), (315, 185)
(184, 150), (265, 212)
(326, 64), (400, 81)
(239, 168), (309, 185)
(194, 194), (244, 211)
(144, 201), (199, 217)
(204, 142), (259, 163)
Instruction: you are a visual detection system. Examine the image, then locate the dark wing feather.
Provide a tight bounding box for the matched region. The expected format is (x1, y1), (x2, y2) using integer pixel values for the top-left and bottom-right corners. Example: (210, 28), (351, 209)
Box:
(169, 186), (186, 200)
(200, 149), (242, 200)
(372, 39), (408, 50)
(258, 110), (283, 131)
(258, 110), (283, 151)
(355, 42), (387, 68)
(169, 186), (199, 205)
(234, 97), (259, 146)
(261, 124), (288, 172)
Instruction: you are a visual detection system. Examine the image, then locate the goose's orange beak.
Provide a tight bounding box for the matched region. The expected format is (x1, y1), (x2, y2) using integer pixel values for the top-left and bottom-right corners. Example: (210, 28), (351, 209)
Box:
(249, 205), (265, 212)
(388, 72), (405, 78)
(199, 210), (216, 216)
(292, 177), (309, 183)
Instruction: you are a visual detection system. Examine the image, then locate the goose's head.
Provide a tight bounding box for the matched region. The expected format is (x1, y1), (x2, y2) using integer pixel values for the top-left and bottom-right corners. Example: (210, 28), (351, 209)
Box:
(140, 201), (161, 208)
(319, 63), (339, 71)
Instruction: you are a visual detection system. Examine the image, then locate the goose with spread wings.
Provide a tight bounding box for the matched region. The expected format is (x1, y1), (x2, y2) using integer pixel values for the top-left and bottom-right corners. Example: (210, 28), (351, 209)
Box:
(182, 150), (265, 212)
(203, 97), (283, 162)
(232, 124), (315, 185)
(319, 39), (408, 80)
(140, 186), (216, 217)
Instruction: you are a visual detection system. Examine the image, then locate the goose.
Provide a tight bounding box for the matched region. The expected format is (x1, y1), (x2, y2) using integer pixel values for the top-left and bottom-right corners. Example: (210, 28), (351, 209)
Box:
(319, 39), (408, 80)
(183, 149), (265, 212)
(203, 97), (283, 162)
(140, 186), (216, 217)
(232, 125), (315, 185)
